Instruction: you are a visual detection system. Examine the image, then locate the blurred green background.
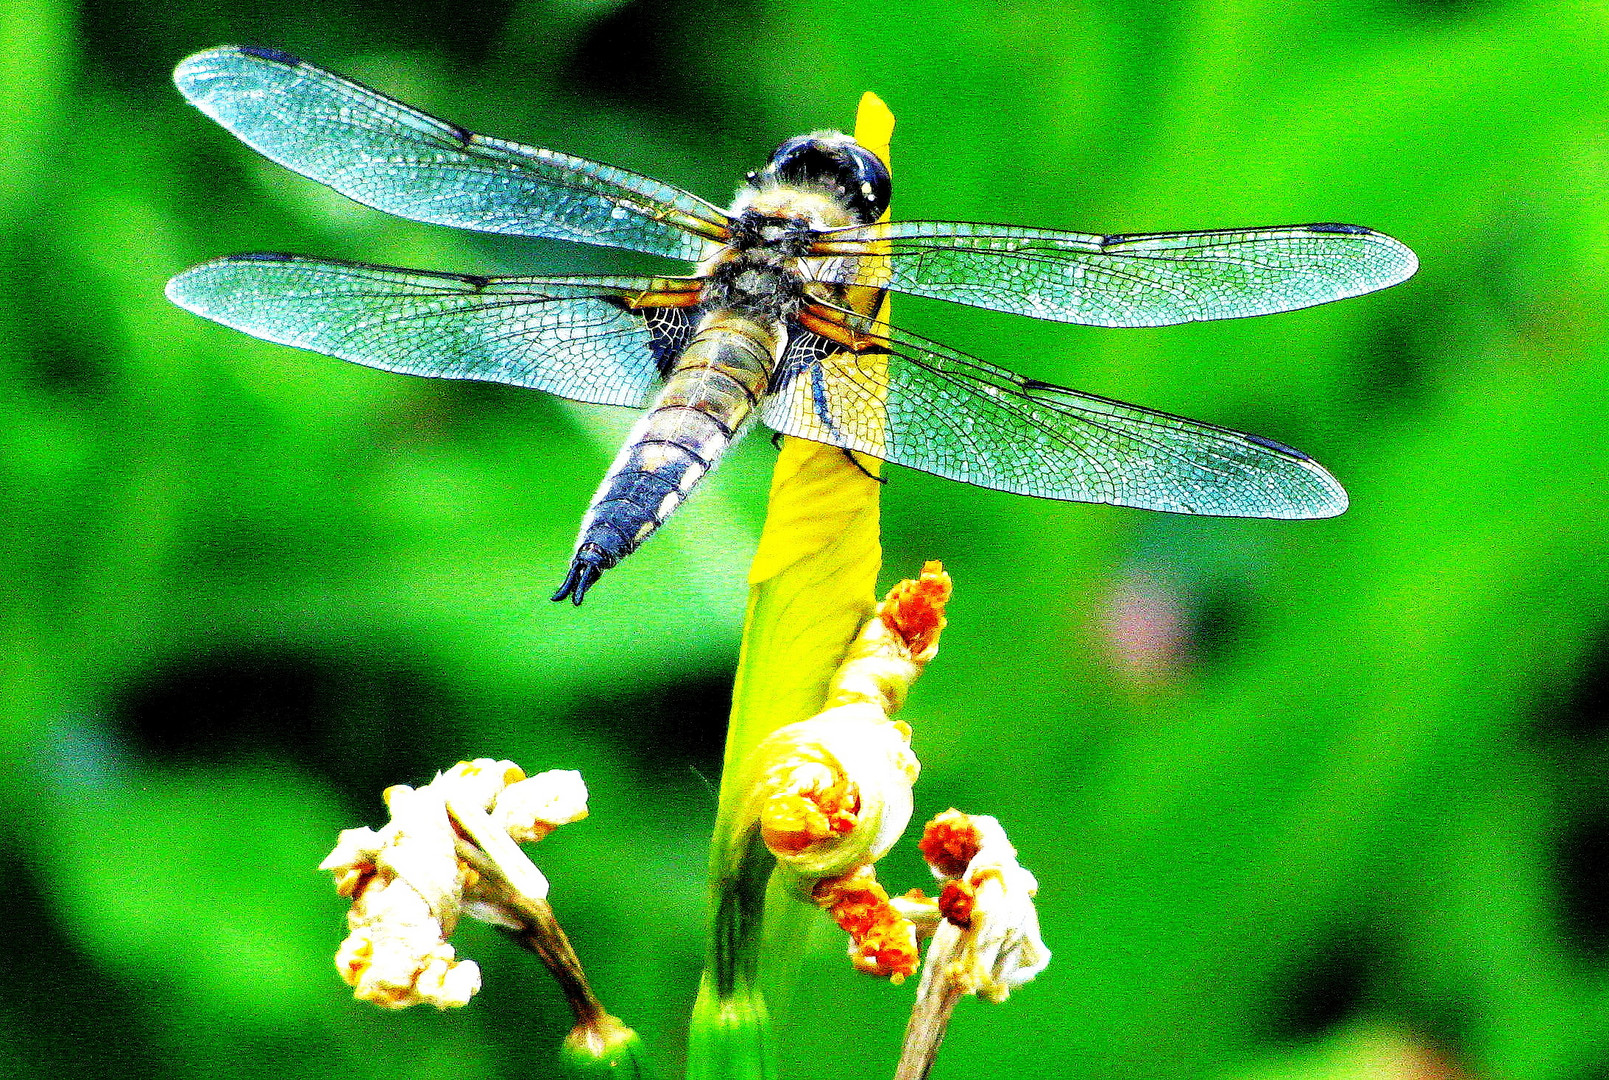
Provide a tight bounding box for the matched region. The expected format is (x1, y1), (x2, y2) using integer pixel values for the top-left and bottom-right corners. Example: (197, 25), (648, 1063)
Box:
(3, 0), (1608, 1077)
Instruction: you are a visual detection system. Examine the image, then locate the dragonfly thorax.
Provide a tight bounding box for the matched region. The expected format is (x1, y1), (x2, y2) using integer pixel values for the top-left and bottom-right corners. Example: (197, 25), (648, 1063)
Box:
(727, 210), (815, 256)
(702, 250), (806, 317)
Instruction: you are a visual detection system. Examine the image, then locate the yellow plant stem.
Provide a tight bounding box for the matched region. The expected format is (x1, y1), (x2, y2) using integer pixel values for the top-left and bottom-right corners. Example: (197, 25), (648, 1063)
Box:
(688, 93), (895, 1080)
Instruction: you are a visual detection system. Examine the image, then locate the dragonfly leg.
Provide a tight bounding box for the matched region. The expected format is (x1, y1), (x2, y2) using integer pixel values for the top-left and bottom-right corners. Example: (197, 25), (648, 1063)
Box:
(842, 448), (886, 484)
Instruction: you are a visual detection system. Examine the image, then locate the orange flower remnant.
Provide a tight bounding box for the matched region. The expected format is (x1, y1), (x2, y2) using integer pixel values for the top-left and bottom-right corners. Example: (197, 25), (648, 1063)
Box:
(760, 786), (858, 856)
(918, 807), (983, 879)
(880, 560), (952, 659)
(814, 865), (921, 982)
(937, 880), (977, 929)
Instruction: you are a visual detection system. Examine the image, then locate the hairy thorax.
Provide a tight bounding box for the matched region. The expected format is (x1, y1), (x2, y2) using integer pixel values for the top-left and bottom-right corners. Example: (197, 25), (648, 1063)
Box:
(698, 185), (858, 318)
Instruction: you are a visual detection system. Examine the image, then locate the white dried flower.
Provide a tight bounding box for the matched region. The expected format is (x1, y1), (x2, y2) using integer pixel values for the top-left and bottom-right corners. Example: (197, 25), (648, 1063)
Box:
(919, 812), (1049, 1001)
(895, 810), (1050, 1080)
(318, 759), (589, 1010)
(494, 769), (589, 843)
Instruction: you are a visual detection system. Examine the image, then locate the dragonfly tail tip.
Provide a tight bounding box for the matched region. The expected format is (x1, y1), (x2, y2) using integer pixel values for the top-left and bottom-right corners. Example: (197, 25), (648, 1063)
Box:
(551, 559), (604, 606)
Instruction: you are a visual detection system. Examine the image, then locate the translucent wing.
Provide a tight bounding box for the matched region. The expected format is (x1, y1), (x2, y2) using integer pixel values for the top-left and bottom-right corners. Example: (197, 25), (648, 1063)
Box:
(166, 254), (703, 407)
(808, 221), (1417, 326)
(765, 316), (1346, 518)
(173, 46), (731, 261)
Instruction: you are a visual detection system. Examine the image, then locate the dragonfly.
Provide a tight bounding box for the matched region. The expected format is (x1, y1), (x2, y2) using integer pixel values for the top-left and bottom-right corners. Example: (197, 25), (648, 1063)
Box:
(166, 46), (1417, 605)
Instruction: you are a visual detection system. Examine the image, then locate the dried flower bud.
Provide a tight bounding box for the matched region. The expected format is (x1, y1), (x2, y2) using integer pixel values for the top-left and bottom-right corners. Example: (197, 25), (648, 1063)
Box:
(494, 769), (589, 843)
(895, 811), (1050, 1080)
(918, 808), (982, 879)
(824, 561), (952, 716)
(437, 758), (528, 811)
(812, 865), (921, 982)
(879, 560), (951, 660)
(319, 759), (590, 1010)
(937, 880), (977, 928)
(561, 1012), (647, 1077)
(916, 811), (1049, 1002)
(750, 703), (919, 881)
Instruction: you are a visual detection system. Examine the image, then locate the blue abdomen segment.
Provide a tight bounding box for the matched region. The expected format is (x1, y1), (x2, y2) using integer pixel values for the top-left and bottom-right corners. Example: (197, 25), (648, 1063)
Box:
(553, 312), (779, 604)
(559, 428), (715, 591)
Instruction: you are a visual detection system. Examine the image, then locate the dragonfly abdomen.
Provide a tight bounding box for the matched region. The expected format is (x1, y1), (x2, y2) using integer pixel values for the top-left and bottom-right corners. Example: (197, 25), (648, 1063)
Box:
(552, 310), (782, 604)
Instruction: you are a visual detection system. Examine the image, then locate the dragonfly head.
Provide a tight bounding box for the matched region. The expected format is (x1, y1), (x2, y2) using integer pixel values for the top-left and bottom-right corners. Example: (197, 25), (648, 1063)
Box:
(755, 132), (891, 224)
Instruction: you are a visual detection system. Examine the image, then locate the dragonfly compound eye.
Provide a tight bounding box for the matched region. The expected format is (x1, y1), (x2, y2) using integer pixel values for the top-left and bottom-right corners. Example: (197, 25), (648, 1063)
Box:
(760, 132), (891, 224)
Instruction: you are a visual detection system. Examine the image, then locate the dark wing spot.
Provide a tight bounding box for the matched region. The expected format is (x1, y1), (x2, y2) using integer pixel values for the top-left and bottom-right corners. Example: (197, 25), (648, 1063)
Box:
(1244, 432), (1311, 460)
(643, 306), (696, 377)
(233, 251), (297, 262)
(1305, 222), (1372, 235)
(236, 45), (304, 66)
(770, 327), (834, 394)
